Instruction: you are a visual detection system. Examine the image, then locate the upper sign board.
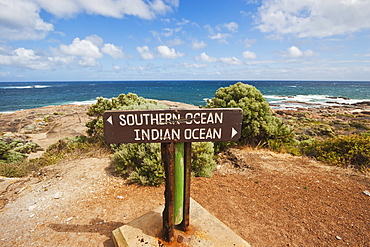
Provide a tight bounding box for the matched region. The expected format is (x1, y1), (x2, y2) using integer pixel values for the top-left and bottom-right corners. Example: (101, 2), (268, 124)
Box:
(104, 108), (243, 144)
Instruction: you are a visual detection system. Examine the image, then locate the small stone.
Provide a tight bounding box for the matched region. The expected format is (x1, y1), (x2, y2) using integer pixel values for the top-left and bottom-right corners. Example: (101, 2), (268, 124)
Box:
(28, 205), (37, 211)
(362, 190), (370, 196)
(54, 192), (63, 199)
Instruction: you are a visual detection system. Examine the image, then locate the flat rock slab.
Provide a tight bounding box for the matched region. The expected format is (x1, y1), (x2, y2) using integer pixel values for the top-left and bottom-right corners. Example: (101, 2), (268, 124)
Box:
(113, 198), (251, 247)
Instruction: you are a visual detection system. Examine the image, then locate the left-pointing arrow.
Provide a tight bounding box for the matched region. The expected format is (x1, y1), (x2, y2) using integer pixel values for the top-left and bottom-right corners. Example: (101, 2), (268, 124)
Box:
(107, 115), (113, 125)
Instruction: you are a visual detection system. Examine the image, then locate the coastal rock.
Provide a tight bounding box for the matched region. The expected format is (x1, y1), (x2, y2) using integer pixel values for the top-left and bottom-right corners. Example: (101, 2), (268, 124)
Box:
(327, 96), (350, 100)
(362, 190), (370, 196)
(54, 192), (63, 199)
(353, 101), (370, 107)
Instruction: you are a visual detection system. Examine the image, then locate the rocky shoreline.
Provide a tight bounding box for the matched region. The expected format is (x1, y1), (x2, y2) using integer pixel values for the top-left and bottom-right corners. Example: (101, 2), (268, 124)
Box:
(1, 100), (369, 144)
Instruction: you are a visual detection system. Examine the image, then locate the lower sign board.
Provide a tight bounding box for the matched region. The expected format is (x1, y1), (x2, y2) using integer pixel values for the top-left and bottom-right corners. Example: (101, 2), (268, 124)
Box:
(104, 108), (242, 143)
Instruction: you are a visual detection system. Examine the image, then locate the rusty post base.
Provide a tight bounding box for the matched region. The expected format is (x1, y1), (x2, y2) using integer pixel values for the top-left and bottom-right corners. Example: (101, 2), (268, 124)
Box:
(112, 198), (251, 247)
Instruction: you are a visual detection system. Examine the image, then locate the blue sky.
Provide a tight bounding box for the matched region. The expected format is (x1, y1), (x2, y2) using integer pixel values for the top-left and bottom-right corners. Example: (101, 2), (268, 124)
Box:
(0, 0), (370, 81)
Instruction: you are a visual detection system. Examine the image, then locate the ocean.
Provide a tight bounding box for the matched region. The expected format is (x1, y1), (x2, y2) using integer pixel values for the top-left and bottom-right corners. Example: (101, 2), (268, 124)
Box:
(1, 80), (370, 113)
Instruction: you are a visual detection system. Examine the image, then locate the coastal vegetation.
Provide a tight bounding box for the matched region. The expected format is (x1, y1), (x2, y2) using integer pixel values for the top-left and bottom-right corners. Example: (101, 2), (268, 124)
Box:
(0, 133), (42, 177)
(206, 82), (295, 152)
(1, 82), (369, 180)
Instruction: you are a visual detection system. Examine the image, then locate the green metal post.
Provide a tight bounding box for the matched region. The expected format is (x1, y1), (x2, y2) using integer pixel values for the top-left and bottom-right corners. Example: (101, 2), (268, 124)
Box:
(174, 142), (184, 225)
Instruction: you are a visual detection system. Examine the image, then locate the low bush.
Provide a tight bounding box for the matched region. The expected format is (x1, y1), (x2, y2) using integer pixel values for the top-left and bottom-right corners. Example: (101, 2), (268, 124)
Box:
(206, 82), (295, 151)
(0, 160), (37, 177)
(191, 142), (217, 177)
(86, 93), (168, 139)
(111, 142), (216, 186)
(0, 135), (109, 177)
(0, 135), (42, 177)
(304, 133), (370, 171)
(0, 136), (42, 163)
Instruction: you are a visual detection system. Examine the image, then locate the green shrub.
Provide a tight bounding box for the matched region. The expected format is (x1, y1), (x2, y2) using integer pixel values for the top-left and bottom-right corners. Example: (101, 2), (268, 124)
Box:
(0, 140), (10, 159)
(0, 137), (42, 163)
(206, 82), (294, 149)
(43, 135), (95, 163)
(191, 142), (217, 177)
(0, 161), (30, 177)
(0, 136), (43, 177)
(305, 134), (370, 171)
(86, 93), (168, 139)
(111, 142), (216, 186)
(112, 143), (163, 186)
(349, 121), (370, 130)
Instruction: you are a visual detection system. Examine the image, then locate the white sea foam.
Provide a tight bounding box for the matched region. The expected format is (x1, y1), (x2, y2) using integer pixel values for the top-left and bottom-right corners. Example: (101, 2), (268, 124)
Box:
(0, 85), (51, 89)
(0, 111), (15, 114)
(265, 94), (369, 110)
(68, 100), (97, 105)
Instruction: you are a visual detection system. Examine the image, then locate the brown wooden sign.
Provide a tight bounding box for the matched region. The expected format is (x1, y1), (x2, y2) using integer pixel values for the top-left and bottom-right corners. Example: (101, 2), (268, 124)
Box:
(103, 108), (242, 143)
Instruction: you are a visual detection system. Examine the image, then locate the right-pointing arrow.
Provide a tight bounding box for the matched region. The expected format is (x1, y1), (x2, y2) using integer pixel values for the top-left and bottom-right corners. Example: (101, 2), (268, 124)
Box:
(231, 127), (238, 139)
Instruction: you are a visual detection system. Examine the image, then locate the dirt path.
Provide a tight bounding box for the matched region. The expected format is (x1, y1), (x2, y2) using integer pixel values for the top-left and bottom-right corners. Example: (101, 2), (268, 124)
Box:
(1, 105), (369, 246)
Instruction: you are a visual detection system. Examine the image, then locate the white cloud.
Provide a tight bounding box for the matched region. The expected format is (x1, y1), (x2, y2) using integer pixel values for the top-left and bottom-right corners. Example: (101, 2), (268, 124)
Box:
(136, 45), (154, 60)
(150, 0), (173, 15)
(209, 33), (228, 40)
(287, 46), (303, 58)
(209, 33), (231, 44)
(176, 18), (190, 26)
(220, 57), (244, 65)
(36, 0), (177, 20)
(0, 0), (177, 42)
(286, 46), (317, 58)
(78, 56), (100, 67)
(35, 0), (80, 18)
(58, 35), (128, 66)
(162, 28), (174, 37)
(244, 38), (256, 48)
(191, 40), (207, 50)
(102, 44), (126, 59)
(0, 46), (53, 70)
(157, 45), (184, 59)
(195, 52), (218, 63)
(123, 65), (146, 71)
(223, 22), (239, 33)
(0, 0), (54, 41)
(243, 51), (257, 59)
(215, 22), (239, 33)
(177, 63), (207, 69)
(0, 35), (127, 70)
(206, 22), (237, 43)
(256, 0), (370, 38)
(60, 35), (103, 58)
(0, 46), (86, 70)
(166, 37), (184, 46)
